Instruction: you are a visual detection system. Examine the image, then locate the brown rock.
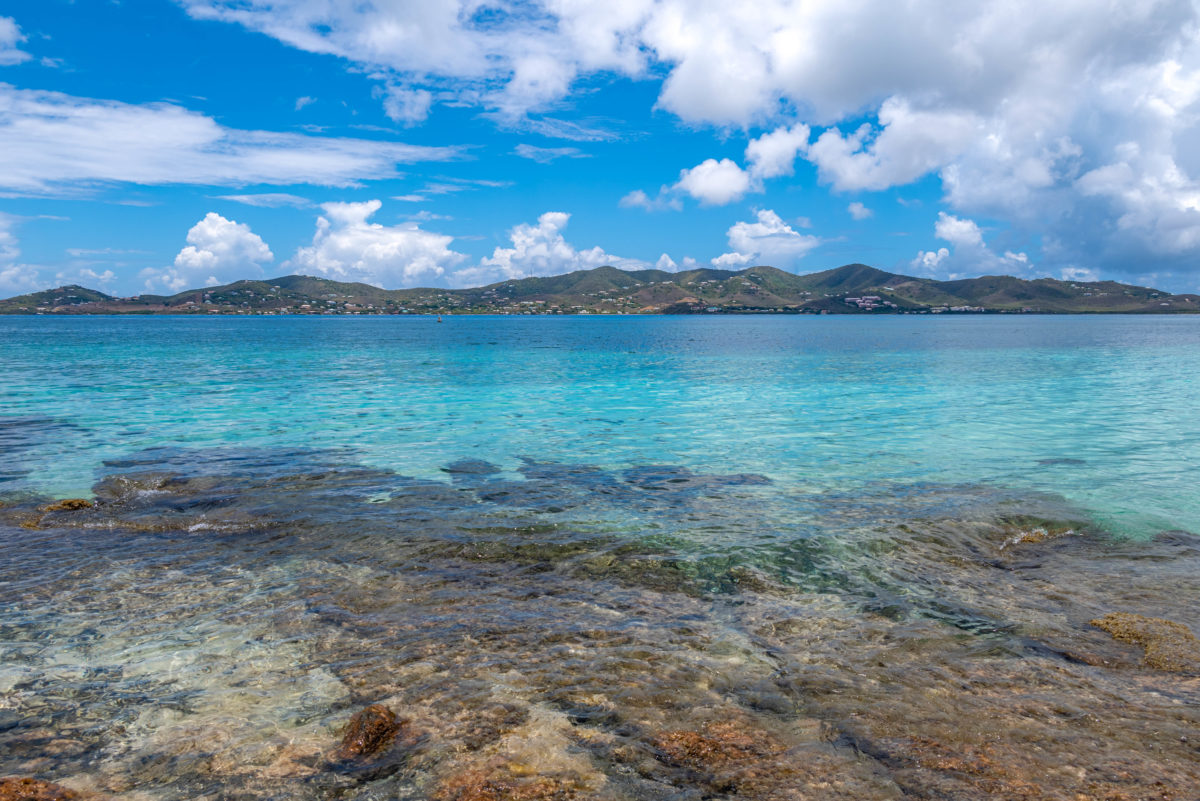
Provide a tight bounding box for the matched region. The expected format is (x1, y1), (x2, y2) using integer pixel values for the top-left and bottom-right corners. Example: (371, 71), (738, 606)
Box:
(0, 778), (81, 801)
(1090, 612), (1200, 672)
(433, 770), (575, 801)
(335, 704), (401, 760)
(653, 720), (783, 773)
(40, 499), (92, 512)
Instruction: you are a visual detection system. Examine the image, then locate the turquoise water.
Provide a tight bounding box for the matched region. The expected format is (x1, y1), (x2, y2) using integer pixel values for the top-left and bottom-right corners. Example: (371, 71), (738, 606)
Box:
(2, 315), (1200, 800)
(2, 315), (1198, 535)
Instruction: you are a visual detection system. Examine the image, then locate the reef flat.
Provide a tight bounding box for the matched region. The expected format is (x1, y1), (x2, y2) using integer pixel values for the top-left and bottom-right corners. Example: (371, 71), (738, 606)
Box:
(2, 450), (1198, 800)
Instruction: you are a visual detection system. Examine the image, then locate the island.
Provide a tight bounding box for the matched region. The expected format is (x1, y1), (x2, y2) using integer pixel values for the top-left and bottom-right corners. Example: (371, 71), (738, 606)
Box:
(3, 263), (1197, 315)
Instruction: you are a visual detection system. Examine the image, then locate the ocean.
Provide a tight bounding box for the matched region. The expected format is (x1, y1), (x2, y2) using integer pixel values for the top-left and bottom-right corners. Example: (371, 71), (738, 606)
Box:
(1, 314), (1198, 799)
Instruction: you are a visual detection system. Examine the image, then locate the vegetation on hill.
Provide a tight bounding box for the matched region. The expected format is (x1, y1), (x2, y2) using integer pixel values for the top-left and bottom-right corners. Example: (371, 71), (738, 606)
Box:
(2, 264), (1197, 315)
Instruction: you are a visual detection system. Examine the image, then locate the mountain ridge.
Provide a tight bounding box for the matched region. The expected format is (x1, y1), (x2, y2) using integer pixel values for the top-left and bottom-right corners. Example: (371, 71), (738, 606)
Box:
(3, 263), (1197, 315)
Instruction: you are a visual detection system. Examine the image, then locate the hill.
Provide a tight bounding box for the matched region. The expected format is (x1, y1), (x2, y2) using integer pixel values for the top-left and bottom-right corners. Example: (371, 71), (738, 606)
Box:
(2, 264), (1197, 315)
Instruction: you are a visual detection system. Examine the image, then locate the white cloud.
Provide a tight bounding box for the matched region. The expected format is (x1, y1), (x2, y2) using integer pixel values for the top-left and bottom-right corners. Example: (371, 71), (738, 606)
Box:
(0, 85), (460, 195)
(637, 124), (811, 210)
(457, 211), (643, 286)
(912, 247), (949, 271)
(712, 251), (754, 268)
(0, 213), (43, 296)
(675, 158), (751, 205)
(933, 212), (983, 248)
(910, 212), (1030, 278)
(807, 100), (982, 192)
(55, 267), (117, 289)
(514, 144), (588, 164)
(1061, 266), (1099, 282)
(294, 96), (315, 111)
(0, 17), (31, 66)
(745, 124), (810, 181)
(144, 212), (274, 292)
(713, 209), (821, 268)
(848, 201), (872, 220)
(290, 199), (466, 288)
(619, 187), (681, 211)
(216, 192), (312, 208)
(381, 86), (433, 125)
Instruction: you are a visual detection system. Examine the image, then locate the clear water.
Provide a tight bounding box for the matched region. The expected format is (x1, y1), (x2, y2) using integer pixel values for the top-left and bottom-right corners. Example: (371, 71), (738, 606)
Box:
(3, 315), (1199, 535)
(1, 315), (1199, 800)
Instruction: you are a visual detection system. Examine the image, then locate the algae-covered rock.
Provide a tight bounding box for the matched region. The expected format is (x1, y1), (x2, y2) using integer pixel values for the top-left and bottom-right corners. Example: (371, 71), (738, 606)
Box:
(653, 721), (783, 772)
(40, 499), (92, 513)
(0, 778), (83, 801)
(1090, 612), (1200, 672)
(334, 704), (401, 760)
(433, 769), (576, 801)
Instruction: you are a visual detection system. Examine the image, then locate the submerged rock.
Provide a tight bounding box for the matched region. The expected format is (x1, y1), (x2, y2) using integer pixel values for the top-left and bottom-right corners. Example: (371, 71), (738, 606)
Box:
(442, 459), (501, 476)
(653, 721), (783, 772)
(334, 704), (402, 760)
(0, 778), (84, 801)
(433, 769), (576, 801)
(39, 499), (92, 513)
(1090, 612), (1200, 672)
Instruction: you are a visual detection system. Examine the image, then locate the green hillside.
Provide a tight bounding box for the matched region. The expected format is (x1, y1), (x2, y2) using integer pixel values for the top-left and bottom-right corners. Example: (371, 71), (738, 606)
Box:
(2, 264), (1197, 315)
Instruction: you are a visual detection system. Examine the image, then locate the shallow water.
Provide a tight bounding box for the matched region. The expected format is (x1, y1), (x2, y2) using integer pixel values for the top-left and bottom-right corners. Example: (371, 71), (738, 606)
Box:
(2, 316), (1199, 799)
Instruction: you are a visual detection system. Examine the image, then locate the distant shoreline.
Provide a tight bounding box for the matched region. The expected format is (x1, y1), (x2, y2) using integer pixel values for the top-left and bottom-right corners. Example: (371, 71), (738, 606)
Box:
(4, 263), (1198, 316)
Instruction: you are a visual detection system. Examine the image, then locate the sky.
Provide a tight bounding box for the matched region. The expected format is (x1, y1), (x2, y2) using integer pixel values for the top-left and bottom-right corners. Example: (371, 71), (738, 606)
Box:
(1, 0), (1199, 297)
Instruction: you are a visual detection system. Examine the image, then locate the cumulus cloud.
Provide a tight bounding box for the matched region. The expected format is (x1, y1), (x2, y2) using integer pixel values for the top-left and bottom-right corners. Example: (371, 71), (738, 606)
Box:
(675, 158), (752, 205)
(910, 212), (1030, 279)
(143, 212), (274, 292)
(745, 124), (811, 181)
(456, 211), (643, 286)
(848, 202), (872, 220)
(933, 212), (983, 248)
(0, 85), (460, 195)
(290, 199), (466, 287)
(0, 17), (31, 66)
(806, 101), (983, 192)
(637, 124), (810, 210)
(713, 209), (821, 268)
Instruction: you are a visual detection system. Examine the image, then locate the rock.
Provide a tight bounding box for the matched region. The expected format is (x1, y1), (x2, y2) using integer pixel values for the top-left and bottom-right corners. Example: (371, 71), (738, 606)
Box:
(441, 459), (501, 476)
(0, 778), (82, 801)
(1090, 612), (1200, 672)
(653, 720), (784, 772)
(433, 769), (575, 801)
(40, 499), (92, 512)
(334, 704), (401, 760)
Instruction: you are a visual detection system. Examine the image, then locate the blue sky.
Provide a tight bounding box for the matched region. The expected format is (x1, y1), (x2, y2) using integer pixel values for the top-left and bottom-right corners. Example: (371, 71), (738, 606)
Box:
(2, 0), (1199, 295)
